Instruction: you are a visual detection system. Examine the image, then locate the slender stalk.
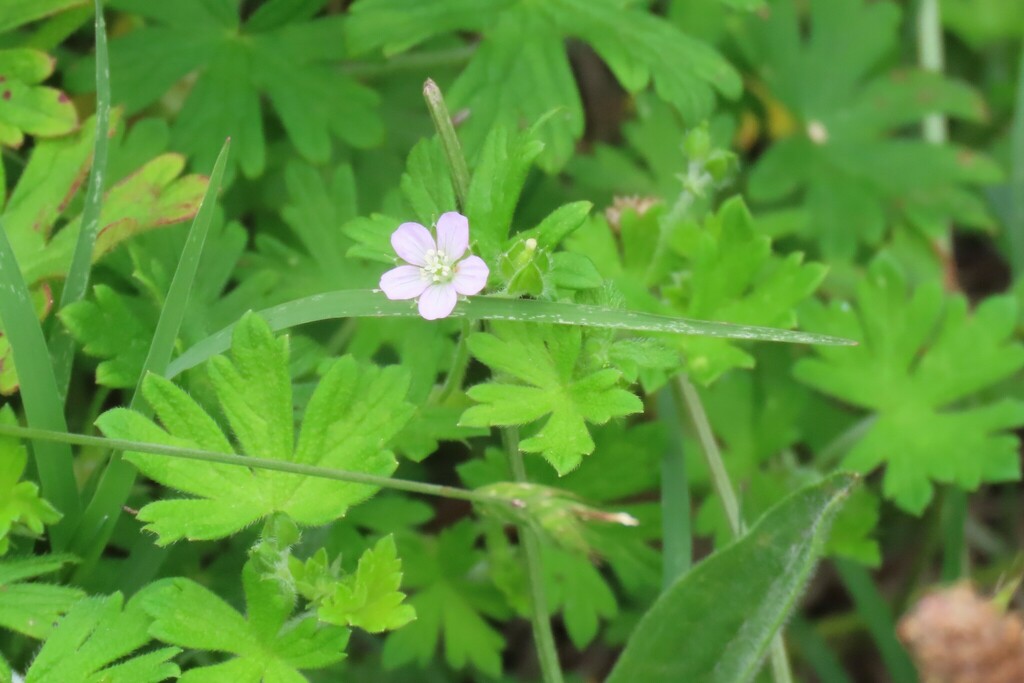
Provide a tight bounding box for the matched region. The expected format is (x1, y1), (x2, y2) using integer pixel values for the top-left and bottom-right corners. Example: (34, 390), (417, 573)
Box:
(941, 488), (968, 581)
(435, 319), (473, 403)
(51, 0), (111, 399)
(423, 79), (471, 210)
(657, 383), (691, 589)
(916, 0), (949, 146)
(677, 375), (795, 681)
(677, 376), (741, 534)
(1008, 46), (1024, 276)
(0, 422), (510, 508)
(502, 427), (564, 683)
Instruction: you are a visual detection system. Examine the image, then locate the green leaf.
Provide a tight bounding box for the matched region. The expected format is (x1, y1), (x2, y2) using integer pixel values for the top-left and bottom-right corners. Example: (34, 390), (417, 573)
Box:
(606, 473), (858, 683)
(102, 2), (379, 177)
(461, 323), (643, 474)
(348, 0), (737, 171)
(795, 258), (1024, 513)
(0, 554), (83, 639)
(0, 49), (78, 147)
(319, 535), (416, 633)
(742, 0), (999, 257)
(95, 312), (414, 543)
(382, 522), (507, 676)
(0, 406), (61, 554)
(139, 561), (349, 681)
(0, 0), (88, 33)
(23, 593), (179, 683)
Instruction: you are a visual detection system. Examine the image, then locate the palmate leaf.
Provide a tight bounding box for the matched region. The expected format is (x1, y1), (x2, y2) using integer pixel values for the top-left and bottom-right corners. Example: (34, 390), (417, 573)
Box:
(100, 0), (380, 177)
(23, 592), (179, 683)
(739, 0), (1000, 258)
(0, 49), (78, 148)
(139, 561), (349, 682)
(347, 0), (739, 171)
(95, 313), (415, 544)
(318, 535), (416, 633)
(461, 322), (644, 475)
(795, 257), (1024, 513)
(382, 521), (508, 677)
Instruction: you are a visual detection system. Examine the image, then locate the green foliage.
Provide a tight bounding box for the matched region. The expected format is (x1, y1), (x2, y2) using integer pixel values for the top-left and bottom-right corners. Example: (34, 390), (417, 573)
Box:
(348, 0), (740, 170)
(22, 592), (180, 683)
(140, 561), (348, 681)
(382, 522), (508, 676)
(607, 473), (858, 683)
(314, 535), (416, 633)
(0, 407), (61, 554)
(0, 555), (83, 640)
(796, 258), (1024, 513)
(461, 323), (644, 474)
(741, 0), (1000, 258)
(95, 313), (415, 543)
(102, 0), (381, 177)
(0, 49), (78, 148)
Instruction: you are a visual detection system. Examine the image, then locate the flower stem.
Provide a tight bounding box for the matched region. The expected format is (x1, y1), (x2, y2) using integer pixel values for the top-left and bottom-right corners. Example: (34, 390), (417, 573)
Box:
(0, 422), (509, 508)
(423, 78), (471, 210)
(502, 427), (564, 683)
(676, 374), (794, 682)
(657, 383), (691, 589)
(435, 319), (473, 403)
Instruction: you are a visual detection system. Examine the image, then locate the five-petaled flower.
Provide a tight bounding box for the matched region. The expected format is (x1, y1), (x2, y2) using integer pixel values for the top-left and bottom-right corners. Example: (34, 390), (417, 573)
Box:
(379, 211), (489, 320)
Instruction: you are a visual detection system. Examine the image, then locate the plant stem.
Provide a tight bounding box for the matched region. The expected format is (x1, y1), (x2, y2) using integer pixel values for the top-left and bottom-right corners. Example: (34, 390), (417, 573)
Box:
(1008, 46), (1024, 276)
(423, 78), (471, 210)
(0, 422), (510, 508)
(677, 376), (741, 535)
(941, 488), (968, 581)
(677, 375), (796, 682)
(502, 427), (564, 683)
(435, 319), (474, 403)
(658, 383), (691, 589)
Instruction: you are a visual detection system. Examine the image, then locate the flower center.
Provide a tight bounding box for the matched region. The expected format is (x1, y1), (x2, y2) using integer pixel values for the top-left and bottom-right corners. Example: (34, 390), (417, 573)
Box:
(422, 248), (454, 283)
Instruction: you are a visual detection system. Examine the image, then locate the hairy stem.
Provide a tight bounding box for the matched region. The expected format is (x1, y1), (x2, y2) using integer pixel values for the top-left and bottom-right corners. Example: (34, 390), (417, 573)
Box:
(423, 78), (471, 210)
(502, 427), (564, 683)
(0, 422), (510, 508)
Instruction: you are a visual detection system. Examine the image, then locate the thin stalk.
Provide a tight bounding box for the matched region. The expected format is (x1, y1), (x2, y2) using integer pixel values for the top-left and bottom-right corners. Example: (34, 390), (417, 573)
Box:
(51, 0), (111, 399)
(941, 488), (968, 581)
(502, 427), (564, 683)
(0, 422), (509, 508)
(677, 375), (794, 682)
(916, 0), (957, 286)
(423, 79), (471, 209)
(435, 319), (473, 403)
(657, 383), (691, 589)
(835, 559), (918, 683)
(1008, 46), (1024, 276)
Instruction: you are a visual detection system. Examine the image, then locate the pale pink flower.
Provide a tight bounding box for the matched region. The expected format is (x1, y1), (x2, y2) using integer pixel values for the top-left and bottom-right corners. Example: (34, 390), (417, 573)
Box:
(379, 212), (489, 320)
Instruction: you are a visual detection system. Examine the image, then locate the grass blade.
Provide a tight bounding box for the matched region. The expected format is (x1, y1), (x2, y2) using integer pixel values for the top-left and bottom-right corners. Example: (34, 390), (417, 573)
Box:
(166, 291), (855, 378)
(0, 222), (79, 549)
(1009, 46), (1024, 276)
(50, 0), (111, 398)
(69, 139), (231, 560)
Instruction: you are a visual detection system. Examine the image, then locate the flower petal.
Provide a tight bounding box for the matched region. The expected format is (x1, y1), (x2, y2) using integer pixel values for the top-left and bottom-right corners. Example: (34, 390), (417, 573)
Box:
(391, 222), (435, 266)
(417, 284), (458, 320)
(380, 265), (428, 300)
(452, 255), (489, 295)
(435, 211), (469, 262)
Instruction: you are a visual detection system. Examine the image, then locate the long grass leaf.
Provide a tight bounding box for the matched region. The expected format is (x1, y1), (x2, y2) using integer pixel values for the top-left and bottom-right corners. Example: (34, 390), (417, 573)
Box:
(1009, 46), (1024, 276)
(69, 139), (231, 559)
(0, 222), (79, 549)
(166, 291), (855, 378)
(50, 0), (111, 398)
